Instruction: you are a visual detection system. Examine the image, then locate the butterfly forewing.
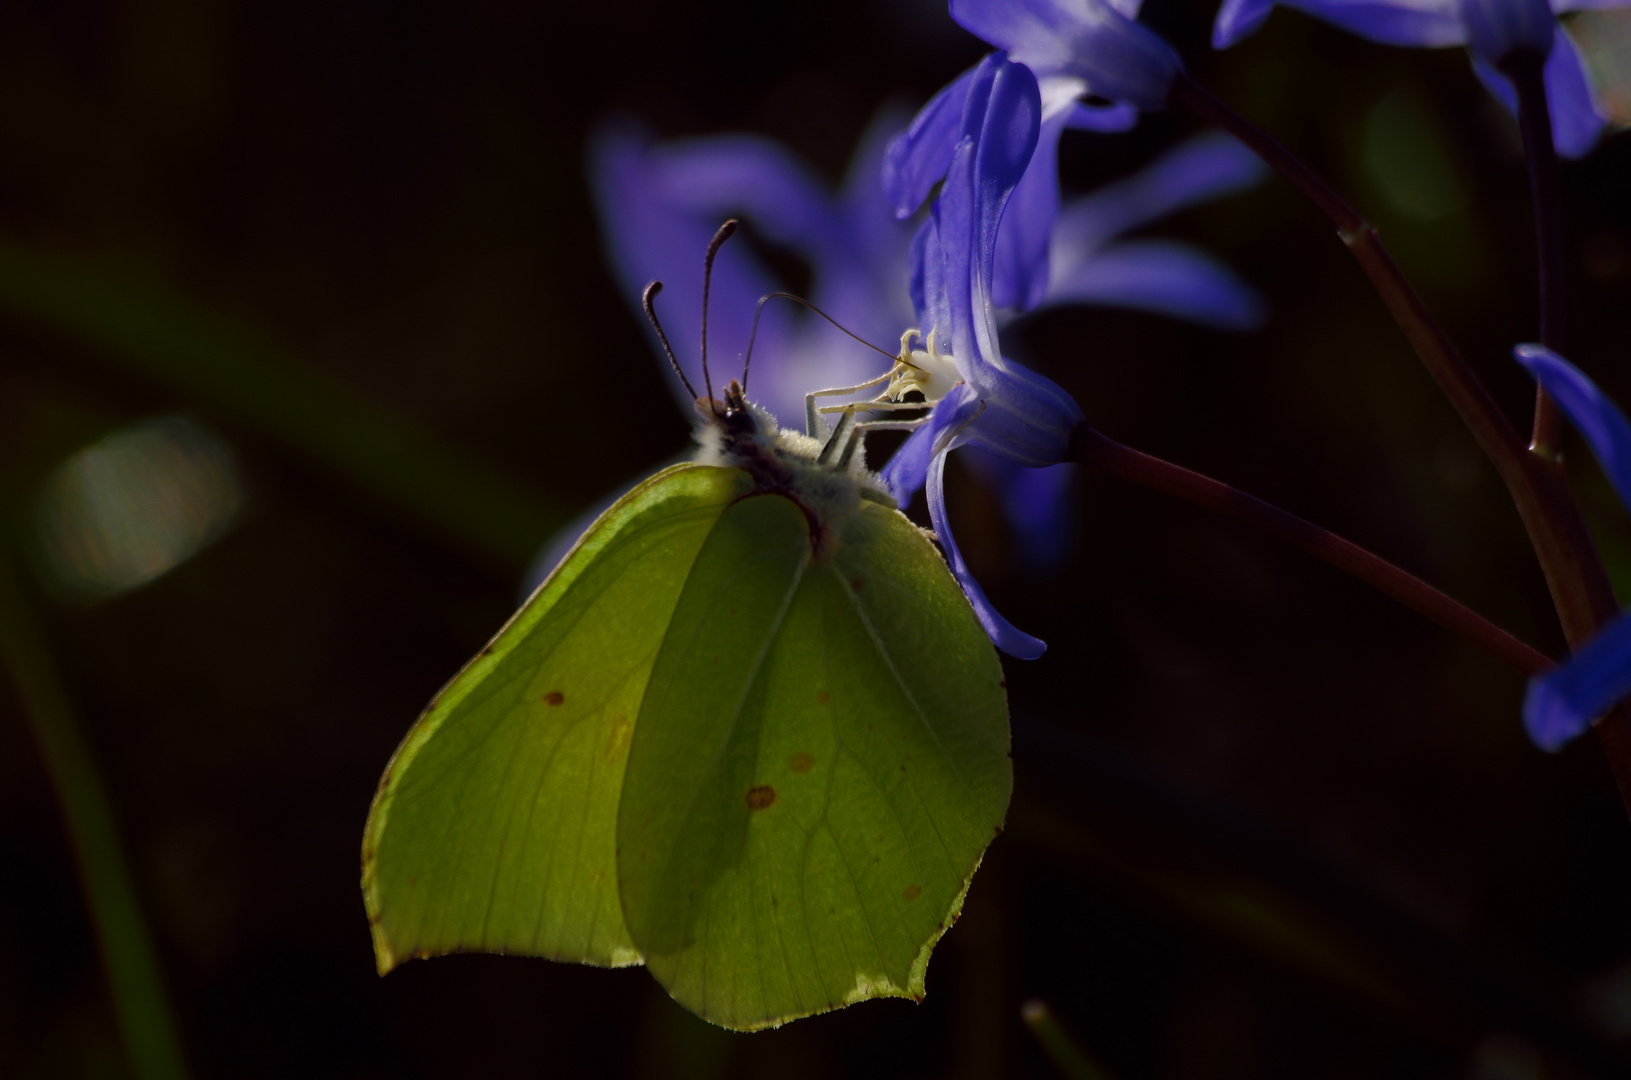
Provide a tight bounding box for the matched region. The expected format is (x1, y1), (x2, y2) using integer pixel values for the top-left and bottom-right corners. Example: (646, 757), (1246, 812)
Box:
(362, 464), (753, 972)
(617, 495), (1011, 1030)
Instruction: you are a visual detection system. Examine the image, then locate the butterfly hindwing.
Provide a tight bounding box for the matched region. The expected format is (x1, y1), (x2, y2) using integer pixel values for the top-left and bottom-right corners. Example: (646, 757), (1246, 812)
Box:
(617, 494), (1011, 1030)
(362, 464), (753, 972)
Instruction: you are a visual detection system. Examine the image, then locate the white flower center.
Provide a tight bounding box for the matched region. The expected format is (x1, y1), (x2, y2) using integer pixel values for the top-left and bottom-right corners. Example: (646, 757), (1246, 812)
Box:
(887, 328), (962, 404)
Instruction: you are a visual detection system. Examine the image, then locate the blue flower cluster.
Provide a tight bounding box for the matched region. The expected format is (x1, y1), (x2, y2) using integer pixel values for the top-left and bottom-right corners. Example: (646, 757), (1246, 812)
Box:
(592, 5), (1268, 658)
(589, 0), (1629, 745)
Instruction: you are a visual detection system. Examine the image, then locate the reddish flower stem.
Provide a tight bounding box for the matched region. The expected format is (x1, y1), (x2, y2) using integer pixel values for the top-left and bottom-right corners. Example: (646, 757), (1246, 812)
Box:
(1168, 76), (1617, 645)
(1170, 72), (1631, 804)
(1500, 48), (1568, 457)
(1070, 424), (1552, 678)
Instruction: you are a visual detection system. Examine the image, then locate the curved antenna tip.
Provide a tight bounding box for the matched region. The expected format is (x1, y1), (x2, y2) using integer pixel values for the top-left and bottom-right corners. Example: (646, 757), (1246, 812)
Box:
(699, 219), (741, 405)
(641, 278), (697, 401)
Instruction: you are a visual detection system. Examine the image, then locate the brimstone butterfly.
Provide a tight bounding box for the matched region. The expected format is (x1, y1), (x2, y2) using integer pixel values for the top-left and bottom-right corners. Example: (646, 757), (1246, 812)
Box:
(361, 226), (1011, 1031)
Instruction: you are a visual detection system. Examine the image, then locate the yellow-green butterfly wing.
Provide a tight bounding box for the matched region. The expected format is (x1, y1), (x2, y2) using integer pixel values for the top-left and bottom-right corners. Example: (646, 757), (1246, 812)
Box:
(363, 463), (745, 969)
(362, 460), (1010, 1030)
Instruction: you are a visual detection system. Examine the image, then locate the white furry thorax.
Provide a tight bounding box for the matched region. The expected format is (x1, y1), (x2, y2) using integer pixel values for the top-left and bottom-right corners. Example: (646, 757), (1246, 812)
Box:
(691, 397), (896, 558)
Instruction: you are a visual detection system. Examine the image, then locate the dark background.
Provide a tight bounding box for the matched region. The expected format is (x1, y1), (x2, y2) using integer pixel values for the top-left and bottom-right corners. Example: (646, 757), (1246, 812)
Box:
(4, 0), (1631, 1076)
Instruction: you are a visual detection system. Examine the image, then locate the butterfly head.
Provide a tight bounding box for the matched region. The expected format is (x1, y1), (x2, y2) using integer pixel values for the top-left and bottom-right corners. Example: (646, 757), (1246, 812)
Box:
(694, 379), (758, 440)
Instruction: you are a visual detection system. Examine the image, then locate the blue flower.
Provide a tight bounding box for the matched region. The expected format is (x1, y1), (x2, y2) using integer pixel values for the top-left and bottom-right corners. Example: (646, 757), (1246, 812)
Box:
(1212, 0), (1627, 158)
(876, 55), (1085, 658)
(1512, 344), (1631, 750)
(586, 61), (1265, 655)
(1037, 129), (1269, 332)
(885, 0), (1184, 311)
(589, 112), (916, 430)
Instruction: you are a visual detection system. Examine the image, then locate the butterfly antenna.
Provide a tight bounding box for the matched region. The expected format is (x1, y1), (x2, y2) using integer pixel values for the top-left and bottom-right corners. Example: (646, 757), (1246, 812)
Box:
(641, 281), (698, 400)
(740, 292), (898, 394)
(700, 219), (738, 410)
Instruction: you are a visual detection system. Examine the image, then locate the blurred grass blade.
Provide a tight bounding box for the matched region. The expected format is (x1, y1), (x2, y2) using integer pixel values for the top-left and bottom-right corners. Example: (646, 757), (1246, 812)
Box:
(0, 543), (190, 1080)
(0, 239), (566, 569)
(1021, 999), (1115, 1080)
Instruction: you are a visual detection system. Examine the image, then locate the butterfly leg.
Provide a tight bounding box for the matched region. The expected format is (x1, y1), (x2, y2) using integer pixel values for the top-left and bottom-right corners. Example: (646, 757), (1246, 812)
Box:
(804, 372), (893, 439)
(816, 407), (860, 465)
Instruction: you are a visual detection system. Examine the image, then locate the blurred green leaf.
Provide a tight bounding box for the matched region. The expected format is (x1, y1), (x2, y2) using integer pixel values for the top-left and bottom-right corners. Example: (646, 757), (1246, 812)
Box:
(0, 239), (567, 569)
(0, 543), (190, 1080)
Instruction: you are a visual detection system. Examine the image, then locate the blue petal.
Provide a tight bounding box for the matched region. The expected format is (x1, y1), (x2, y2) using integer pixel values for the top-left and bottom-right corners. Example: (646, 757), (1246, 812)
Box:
(962, 451), (1078, 572)
(952, 0), (1182, 108)
(884, 63), (981, 219)
(1544, 27), (1609, 158)
(960, 358), (1086, 467)
(1524, 613), (1631, 750)
(1460, 0), (1556, 62)
(992, 107), (1072, 311)
(930, 63), (1084, 467)
(881, 382), (982, 507)
(830, 106), (919, 331)
(1052, 130), (1268, 257)
(881, 425), (936, 510)
(588, 121), (793, 419)
(1043, 239), (1268, 331)
(799, 106), (919, 366)
(1514, 345), (1631, 508)
(1472, 52), (1522, 111)
(927, 449), (1048, 658)
(936, 61), (1042, 384)
(908, 218), (930, 331)
(909, 216), (954, 352)
(1213, 0), (1280, 47)
(1470, 27), (1604, 157)
(1064, 99), (1140, 132)
(654, 135), (836, 254)
(1273, 0), (1465, 47)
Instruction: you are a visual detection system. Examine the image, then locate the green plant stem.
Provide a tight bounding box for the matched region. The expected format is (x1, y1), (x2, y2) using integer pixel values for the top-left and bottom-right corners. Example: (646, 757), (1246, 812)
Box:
(0, 240), (568, 571)
(1071, 424), (1551, 676)
(1020, 999), (1116, 1080)
(0, 547), (190, 1080)
(1500, 48), (1568, 456)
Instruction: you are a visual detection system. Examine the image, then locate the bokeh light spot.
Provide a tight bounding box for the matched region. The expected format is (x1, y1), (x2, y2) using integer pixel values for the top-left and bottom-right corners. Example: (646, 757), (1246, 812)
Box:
(36, 415), (247, 599)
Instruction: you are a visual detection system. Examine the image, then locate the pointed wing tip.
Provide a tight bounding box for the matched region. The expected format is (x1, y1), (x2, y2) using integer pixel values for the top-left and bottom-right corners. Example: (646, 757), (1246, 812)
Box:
(371, 937), (400, 976)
